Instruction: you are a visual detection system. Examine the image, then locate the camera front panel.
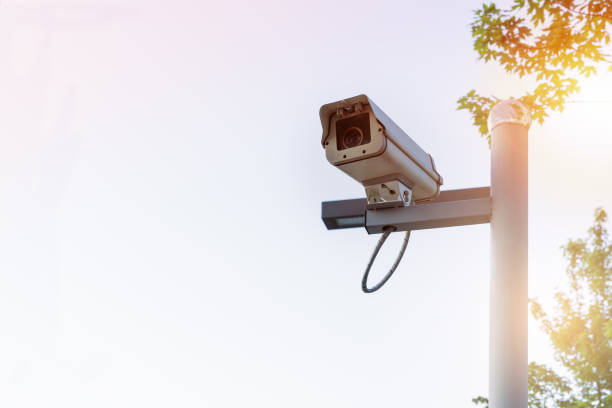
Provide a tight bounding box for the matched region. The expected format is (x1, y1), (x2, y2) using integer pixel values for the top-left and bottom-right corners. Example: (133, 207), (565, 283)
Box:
(335, 113), (371, 151)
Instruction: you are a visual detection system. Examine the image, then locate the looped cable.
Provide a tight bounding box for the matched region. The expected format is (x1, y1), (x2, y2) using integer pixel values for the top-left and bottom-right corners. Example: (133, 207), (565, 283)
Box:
(361, 226), (411, 293)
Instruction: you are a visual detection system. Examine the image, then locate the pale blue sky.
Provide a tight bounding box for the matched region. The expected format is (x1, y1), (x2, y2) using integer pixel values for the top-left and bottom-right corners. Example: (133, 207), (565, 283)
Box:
(1, 0), (612, 407)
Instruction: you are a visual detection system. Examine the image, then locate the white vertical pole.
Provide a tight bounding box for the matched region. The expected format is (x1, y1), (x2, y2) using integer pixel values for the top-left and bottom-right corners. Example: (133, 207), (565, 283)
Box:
(488, 101), (530, 408)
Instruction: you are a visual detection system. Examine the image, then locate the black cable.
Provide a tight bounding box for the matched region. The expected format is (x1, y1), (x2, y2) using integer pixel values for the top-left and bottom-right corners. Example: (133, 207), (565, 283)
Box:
(361, 226), (411, 293)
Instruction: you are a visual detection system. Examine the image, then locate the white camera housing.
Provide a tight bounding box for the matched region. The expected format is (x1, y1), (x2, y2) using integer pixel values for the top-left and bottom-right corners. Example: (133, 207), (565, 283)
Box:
(320, 94), (443, 204)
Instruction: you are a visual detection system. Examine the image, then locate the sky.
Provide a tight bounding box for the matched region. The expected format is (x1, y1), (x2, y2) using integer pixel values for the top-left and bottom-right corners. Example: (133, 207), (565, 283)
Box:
(1, 0), (612, 407)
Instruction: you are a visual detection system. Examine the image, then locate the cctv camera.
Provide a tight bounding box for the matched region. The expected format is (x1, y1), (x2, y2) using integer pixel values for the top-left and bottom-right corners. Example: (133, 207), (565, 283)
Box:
(320, 94), (443, 209)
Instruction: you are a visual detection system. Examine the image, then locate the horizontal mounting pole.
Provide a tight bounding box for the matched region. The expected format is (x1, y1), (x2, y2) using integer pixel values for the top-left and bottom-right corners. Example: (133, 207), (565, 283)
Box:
(321, 187), (491, 233)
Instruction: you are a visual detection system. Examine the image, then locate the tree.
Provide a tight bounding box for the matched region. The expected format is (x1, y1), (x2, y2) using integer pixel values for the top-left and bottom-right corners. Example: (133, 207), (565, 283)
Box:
(457, 0), (612, 143)
(531, 207), (612, 407)
(472, 208), (612, 407)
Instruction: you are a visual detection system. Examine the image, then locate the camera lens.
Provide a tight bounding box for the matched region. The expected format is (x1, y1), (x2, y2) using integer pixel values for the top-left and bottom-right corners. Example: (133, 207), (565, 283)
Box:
(335, 113), (371, 151)
(342, 127), (364, 149)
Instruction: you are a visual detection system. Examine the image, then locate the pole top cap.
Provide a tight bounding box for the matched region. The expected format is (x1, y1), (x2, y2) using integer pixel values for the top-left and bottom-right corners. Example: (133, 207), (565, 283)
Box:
(487, 100), (531, 133)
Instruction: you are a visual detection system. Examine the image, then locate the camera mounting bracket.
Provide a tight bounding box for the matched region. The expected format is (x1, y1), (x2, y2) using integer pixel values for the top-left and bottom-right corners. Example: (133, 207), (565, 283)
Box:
(365, 180), (412, 210)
